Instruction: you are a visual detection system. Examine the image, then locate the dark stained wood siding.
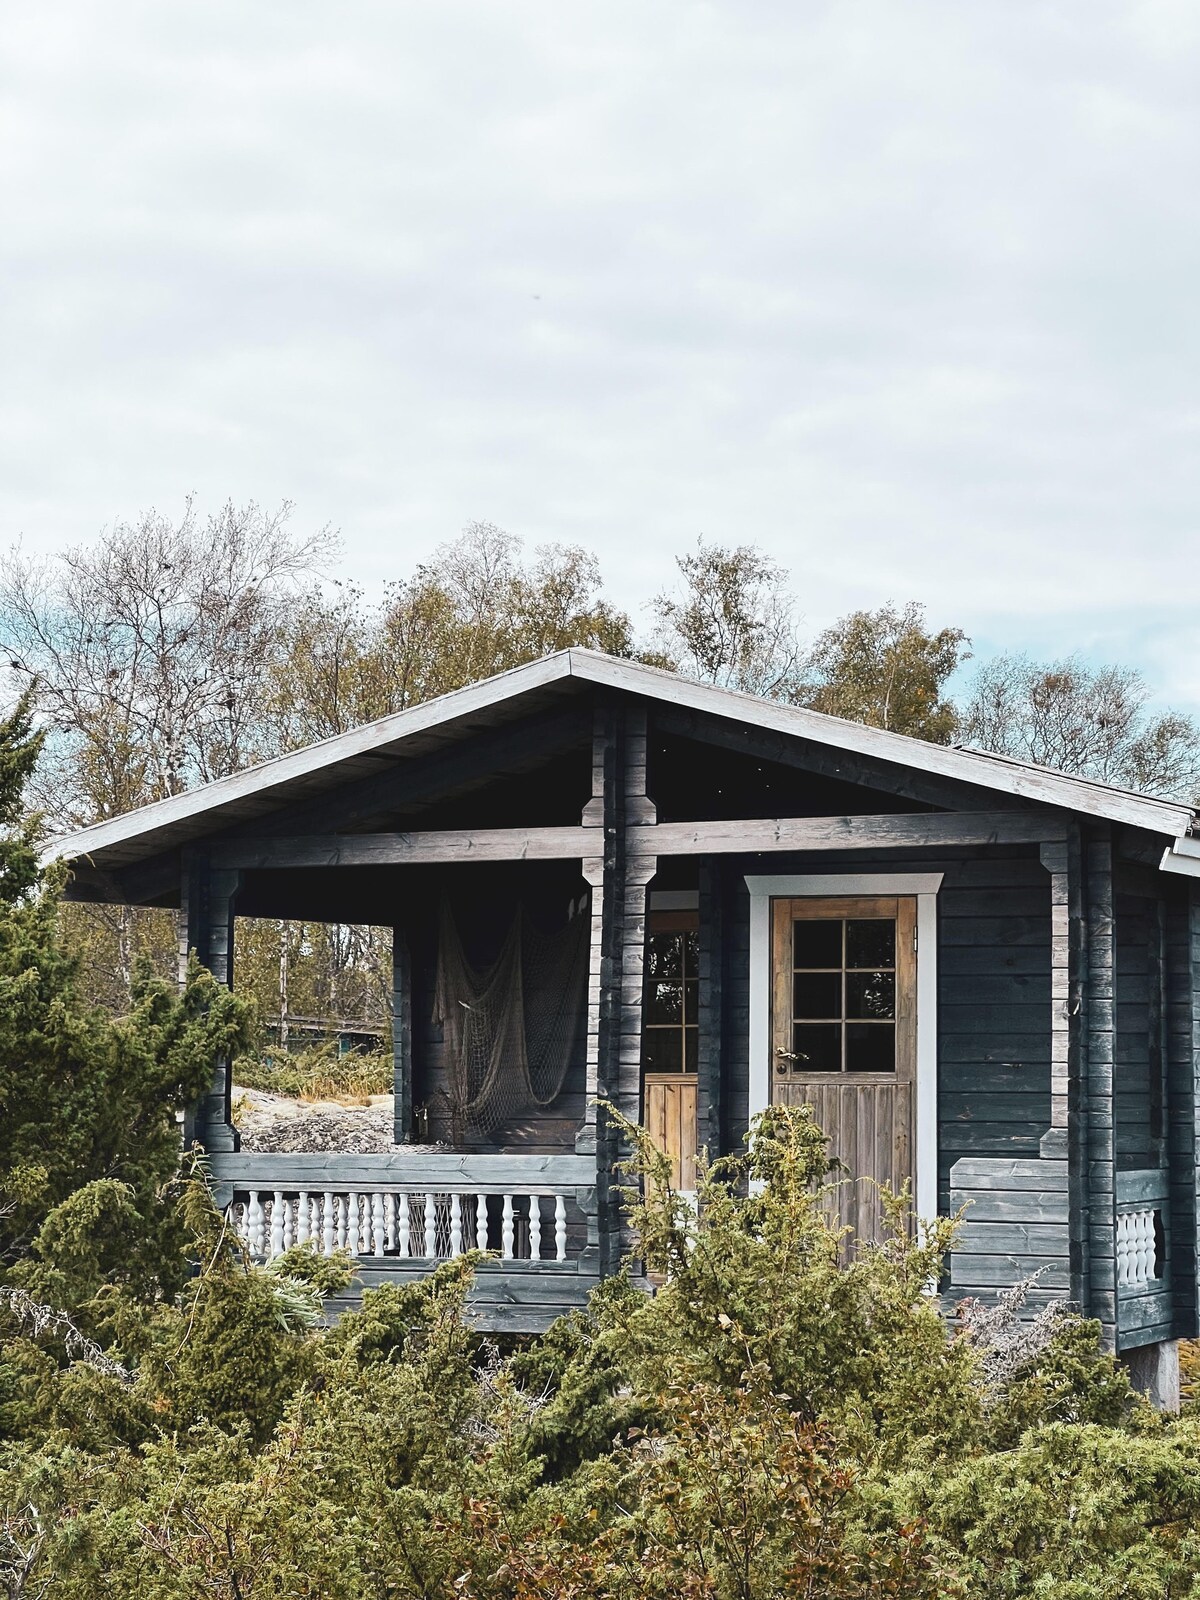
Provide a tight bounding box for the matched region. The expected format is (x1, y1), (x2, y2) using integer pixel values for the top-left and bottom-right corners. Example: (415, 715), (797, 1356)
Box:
(1114, 890), (1160, 1172)
(1167, 882), (1200, 1338)
(937, 852), (1052, 1206)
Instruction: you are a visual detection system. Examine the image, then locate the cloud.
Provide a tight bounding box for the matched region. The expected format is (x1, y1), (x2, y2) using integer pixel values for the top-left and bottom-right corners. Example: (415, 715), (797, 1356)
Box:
(2, 1), (1199, 711)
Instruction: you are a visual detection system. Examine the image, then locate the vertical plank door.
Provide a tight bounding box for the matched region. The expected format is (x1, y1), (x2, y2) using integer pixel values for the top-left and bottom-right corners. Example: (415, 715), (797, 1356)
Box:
(771, 896), (917, 1245)
(643, 1075), (699, 1190)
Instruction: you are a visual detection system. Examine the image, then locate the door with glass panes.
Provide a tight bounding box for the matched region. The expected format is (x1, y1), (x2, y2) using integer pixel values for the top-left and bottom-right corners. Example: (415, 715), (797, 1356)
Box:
(771, 896), (916, 1243)
(641, 907), (699, 1190)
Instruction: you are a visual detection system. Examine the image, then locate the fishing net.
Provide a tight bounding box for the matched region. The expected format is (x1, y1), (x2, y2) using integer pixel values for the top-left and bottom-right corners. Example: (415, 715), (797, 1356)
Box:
(433, 896), (588, 1142)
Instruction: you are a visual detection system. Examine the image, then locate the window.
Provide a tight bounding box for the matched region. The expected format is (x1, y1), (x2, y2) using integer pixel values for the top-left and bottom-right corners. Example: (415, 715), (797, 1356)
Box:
(642, 910), (698, 1074)
(787, 914), (897, 1074)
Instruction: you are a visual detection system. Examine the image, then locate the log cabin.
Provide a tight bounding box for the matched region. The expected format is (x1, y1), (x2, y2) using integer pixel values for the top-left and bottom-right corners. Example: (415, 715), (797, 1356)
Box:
(47, 649), (1200, 1396)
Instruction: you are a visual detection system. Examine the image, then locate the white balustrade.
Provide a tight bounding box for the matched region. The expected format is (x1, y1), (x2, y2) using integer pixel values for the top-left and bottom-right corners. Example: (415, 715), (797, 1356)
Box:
(230, 1185), (575, 1268)
(528, 1195), (541, 1261)
(501, 1194), (515, 1260)
(1116, 1208), (1160, 1288)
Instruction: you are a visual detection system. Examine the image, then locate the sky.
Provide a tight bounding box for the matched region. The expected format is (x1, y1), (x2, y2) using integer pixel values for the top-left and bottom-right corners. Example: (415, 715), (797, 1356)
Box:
(3, 1), (1200, 712)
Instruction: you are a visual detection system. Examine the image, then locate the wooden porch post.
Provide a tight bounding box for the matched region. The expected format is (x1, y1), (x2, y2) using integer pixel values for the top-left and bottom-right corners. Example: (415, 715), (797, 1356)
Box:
(392, 928), (413, 1144)
(1085, 825), (1117, 1341)
(1040, 828), (1087, 1307)
(578, 701), (657, 1274)
(180, 849), (242, 1154)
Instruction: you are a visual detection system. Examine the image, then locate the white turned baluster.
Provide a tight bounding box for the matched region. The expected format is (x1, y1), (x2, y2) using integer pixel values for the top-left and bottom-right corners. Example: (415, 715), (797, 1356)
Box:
(352, 1194), (364, 1254)
(284, 1197), (297, 1252)
(270, 1192), (285, 1260)
(1117, 1209), (1159, 1288)
(248, 1192), (264, 1257)
(386, 1193), (397, 1252)
(323, 1193), (335, 1256)
(501, 1194), (514, 1260)
(450, 1193), (462, 1257)
(296, 1193), (310, 1246)
(422, 1193), (435, 1258)
(475, 1194), (488, 1252)
(335, 1195), (346, 1251)
(528, 1195), (541, 1262)
(310, 1194), (321, 1245)
(372, 1193), (385, 1257)
(555, 1194), (567, 1262)
(398, 1194), (411, 1257)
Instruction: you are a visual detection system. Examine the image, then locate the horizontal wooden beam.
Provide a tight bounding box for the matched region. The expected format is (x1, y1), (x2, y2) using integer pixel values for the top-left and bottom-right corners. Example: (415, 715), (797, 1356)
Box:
(638, 810), (1069, 856)
(206, 1150), (596, 1189)
(211, 826), (598, 869)
(212, 810), (1066, 871)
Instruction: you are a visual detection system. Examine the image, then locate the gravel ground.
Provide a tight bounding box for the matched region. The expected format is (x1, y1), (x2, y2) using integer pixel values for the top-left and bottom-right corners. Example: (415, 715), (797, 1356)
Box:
(232, 1086), (444, 1155)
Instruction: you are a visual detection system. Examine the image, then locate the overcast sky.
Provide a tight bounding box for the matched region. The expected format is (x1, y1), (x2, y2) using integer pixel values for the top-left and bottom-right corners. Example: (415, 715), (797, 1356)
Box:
(4, 2), (1200, 710)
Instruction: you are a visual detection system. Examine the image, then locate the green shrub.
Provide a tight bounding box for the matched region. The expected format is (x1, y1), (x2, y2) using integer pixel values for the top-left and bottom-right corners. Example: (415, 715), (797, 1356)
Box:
(231, 1040), (392, 1101)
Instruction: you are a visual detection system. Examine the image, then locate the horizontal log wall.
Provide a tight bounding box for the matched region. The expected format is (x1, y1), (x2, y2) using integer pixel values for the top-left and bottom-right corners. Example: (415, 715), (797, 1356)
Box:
(324, 1262), (604, 1335)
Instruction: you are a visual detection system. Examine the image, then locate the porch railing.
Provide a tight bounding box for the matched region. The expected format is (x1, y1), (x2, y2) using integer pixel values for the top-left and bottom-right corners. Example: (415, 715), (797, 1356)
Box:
(207, 1151), (593, 1270)
(230, 1187), (569, 1264)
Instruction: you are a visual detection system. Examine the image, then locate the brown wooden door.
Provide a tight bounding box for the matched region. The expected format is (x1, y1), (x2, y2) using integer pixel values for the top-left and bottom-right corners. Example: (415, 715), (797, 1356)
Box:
(771, 896), (916, 1244)
(644, 1076), (699, 1190)
(641, 907), (700, 1191)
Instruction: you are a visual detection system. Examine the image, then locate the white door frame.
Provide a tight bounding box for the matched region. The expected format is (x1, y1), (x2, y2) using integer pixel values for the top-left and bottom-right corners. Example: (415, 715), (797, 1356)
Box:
(745, 872), (943, 1222)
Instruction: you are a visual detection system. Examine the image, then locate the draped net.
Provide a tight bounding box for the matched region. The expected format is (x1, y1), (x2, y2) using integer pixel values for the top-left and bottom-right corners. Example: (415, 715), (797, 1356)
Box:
(433, 897), (588, 1141)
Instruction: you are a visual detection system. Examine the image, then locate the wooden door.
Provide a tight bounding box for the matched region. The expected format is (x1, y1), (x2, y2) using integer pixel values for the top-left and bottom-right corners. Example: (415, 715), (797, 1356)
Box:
(641, 907), (699, 1191)
(771, 896), (916, 1244)
(644, 1076), (698, 1191)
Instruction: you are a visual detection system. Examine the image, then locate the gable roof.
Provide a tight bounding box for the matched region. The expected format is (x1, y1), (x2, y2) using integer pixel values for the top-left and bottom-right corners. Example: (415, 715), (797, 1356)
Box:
(46, 648), (1198, 872)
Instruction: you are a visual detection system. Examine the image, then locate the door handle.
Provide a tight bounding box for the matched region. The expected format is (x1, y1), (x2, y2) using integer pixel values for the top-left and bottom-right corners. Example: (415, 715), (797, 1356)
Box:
(774, 1047), (808, 1068)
